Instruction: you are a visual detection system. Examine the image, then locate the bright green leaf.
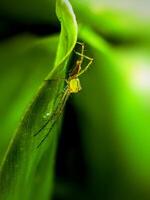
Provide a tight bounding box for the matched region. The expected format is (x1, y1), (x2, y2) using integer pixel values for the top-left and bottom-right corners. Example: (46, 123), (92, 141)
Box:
(0, 1), (77, 200)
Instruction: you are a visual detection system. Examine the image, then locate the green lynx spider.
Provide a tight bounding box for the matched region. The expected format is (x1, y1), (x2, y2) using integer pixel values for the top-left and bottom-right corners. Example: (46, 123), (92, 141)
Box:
(34, 42), (93, 147)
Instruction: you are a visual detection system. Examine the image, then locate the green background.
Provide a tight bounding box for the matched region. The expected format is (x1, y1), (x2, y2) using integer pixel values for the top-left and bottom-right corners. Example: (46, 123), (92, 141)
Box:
(0, 0), (150, 199)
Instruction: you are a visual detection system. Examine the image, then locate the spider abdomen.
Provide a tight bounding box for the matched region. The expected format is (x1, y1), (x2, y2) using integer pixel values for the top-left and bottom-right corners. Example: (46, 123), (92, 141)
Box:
(69, 78), (82, 93)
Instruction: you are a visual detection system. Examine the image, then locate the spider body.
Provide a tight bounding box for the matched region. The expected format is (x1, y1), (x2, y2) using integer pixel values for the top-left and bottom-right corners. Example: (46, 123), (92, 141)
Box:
(68, 77), (82, 93)
(34, 42), (93, 147)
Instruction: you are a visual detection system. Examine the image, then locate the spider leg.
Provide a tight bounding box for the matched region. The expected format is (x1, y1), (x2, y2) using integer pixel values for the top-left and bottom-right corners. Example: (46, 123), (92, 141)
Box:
(76, 41), (84, 46)
(34, 86), (68, 137)
(36, 121), (55, 148)
(76, 42), (85, 64)
(37, 89), (70, 148)
(74, 52), (93, 77)
(56, 84), (68, 99)
(52, 87), (69, 118)
(34, 119), (50, 137)
(69, 42), (85, 77)
(74, 51), (93, 61)
(44, 77), (66, 82)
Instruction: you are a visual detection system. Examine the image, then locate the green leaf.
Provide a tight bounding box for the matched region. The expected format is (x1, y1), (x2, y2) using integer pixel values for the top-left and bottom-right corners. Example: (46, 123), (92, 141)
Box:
(0, 0), (77, 200)
(0, 34), (59, 164)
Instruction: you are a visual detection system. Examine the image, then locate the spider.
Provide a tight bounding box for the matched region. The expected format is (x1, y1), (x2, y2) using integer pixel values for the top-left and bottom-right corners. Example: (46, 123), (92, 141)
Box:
(34, 42), (93, 147)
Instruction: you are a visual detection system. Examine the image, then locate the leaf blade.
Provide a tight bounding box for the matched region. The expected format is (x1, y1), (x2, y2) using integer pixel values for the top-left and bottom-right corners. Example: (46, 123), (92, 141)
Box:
(0, 1), (77, 200)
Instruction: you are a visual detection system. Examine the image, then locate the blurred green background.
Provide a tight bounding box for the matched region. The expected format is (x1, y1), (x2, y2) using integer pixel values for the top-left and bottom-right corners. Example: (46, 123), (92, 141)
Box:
(0, 0), (150, 200)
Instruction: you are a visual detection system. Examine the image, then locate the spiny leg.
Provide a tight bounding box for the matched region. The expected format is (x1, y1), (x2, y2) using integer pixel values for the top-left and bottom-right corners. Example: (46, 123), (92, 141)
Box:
(74, 51), (93, 77)
(78, 58), (93, 77)
(34, 84), (68, 137)
(69, 42), (85, 77)
(52, 88), (69, 119)
(34, 119), (50, 137)
(76, 42), (85, 64)
(37, 120), (56, 148)
(37, 90), (70, 148)
(34, 96), (61, 137)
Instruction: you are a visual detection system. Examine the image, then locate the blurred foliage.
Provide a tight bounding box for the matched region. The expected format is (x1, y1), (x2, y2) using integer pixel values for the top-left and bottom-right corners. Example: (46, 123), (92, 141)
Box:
(0, 0), (150, 200)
